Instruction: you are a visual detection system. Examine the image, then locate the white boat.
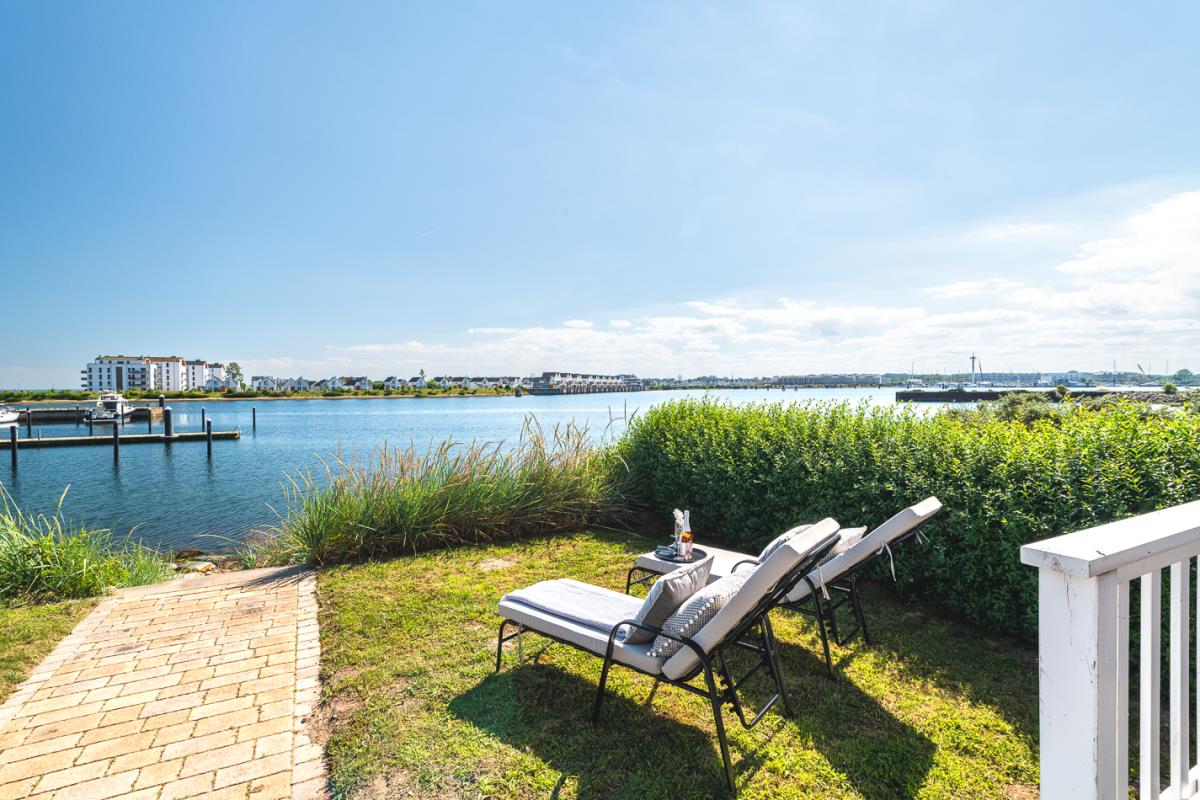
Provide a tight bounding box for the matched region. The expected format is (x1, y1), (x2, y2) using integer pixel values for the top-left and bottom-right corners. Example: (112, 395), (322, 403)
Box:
(90, 393), (130, 423)
(0, 407), (18, 425)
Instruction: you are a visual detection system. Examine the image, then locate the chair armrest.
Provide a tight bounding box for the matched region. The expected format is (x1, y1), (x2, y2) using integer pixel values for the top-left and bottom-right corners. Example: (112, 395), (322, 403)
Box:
(731, 558), (760, 573)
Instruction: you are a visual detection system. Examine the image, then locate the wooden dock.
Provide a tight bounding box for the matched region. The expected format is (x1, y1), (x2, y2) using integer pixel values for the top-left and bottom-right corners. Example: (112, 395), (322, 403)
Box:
(14, 406), (165, 423)
(1, 430), (239, 449)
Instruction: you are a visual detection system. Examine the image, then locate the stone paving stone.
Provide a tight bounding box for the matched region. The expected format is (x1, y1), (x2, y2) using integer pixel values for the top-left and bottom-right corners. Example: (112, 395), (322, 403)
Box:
(0, 567), (328, 798)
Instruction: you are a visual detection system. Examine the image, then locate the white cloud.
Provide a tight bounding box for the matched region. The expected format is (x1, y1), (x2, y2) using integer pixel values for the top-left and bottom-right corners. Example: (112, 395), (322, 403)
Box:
(250, 189), (1200, 378)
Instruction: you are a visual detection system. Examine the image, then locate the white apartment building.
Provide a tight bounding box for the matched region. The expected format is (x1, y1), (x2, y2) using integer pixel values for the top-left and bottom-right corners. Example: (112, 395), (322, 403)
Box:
(82, 355), (235, 392)
(80, 356), (154, 392)
(184, 360), (208, 390)
(148, 357), (186, 392)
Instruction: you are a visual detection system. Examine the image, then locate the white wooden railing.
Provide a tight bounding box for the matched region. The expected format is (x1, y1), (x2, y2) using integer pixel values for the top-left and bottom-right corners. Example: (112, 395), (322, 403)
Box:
(1022, 500), (1200, 799)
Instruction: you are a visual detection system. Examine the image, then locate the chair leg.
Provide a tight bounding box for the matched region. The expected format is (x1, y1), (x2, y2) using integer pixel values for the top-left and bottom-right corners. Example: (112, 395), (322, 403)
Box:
(761, 615), (794, 719)
(494, 620), (510, 673)
(804, 579), (835, 679)
(591, 656), (613, 723)
(850, 576), (871, 645)
(701, 660), (736, 793)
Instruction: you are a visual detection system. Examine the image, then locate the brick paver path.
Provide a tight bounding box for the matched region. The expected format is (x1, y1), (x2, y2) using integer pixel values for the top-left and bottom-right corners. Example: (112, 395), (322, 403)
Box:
(0, 567), (326, 800)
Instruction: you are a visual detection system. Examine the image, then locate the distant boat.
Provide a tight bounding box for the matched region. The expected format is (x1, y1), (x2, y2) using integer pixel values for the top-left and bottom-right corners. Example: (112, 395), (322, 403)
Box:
(89, 392), (130, 423)
(0, 407), (18, 425)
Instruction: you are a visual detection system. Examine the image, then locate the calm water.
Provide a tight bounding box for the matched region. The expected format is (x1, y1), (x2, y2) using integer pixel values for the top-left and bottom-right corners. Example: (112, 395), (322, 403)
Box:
(2, 388), (899, 551)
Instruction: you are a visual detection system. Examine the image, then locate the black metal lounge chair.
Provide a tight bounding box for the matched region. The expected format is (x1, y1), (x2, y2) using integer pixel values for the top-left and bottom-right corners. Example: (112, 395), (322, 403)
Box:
(777, 497), (943, 675)
(494, 518), (842, 792)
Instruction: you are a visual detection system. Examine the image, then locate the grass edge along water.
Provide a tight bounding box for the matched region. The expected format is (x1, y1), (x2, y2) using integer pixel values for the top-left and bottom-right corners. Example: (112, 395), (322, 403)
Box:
(242, 418), (632, 566)
(0, 485), (173, 603)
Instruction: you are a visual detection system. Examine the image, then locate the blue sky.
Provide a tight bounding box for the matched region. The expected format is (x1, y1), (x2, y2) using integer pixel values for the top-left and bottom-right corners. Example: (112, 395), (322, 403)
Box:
(2, 1), (1197, 387)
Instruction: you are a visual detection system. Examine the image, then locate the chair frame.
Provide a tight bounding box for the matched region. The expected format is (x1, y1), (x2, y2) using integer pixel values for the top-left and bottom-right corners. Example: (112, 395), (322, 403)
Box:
(495, 531), (839, 793)
(783, 513), (937, 676)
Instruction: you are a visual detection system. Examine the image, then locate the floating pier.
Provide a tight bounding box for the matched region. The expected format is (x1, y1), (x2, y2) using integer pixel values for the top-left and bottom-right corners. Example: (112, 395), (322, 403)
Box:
(16, 406), (165, 424)
(0, 430), (239, 449)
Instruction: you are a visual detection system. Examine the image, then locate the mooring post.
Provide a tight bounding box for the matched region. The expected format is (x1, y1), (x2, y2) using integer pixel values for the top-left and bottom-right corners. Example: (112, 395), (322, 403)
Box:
(112, 424), (119, 462)
(201, 405), (206, 431)
(252, 406), (256, 430)
(163, 407), (174, 438)
(206, 419), (213, 458)
(88, 413), (94, 435)
(159, 394), (166, 409)
(147, 409), (153, 433)
(75, 405), (81, 426)
(9, 426), (16, 468)
(25, 408), (32, 436)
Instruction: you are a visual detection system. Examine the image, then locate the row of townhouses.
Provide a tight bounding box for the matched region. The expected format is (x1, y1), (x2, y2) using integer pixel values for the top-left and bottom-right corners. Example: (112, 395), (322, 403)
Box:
(82, 356), (235, 393)
(246, 375), (538, 392)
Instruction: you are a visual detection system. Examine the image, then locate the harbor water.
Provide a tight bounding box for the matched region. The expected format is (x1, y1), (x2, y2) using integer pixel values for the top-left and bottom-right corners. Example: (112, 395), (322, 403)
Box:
(2, 388), (900, 551)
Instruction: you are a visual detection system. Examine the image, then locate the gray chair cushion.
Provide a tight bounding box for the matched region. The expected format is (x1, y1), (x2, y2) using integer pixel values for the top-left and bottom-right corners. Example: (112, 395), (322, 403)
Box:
(623, 557), (713, 644)
(784, 497), (942, 604)
(646, 569), (754, 659)
(757, 523), (811, 563)
(498, 593), (664, 675)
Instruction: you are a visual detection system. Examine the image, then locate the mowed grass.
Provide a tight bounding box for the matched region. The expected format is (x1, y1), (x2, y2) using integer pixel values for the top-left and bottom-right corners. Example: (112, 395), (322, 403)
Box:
(316, 529), (1038, 799)
(0, 599), (97, 703)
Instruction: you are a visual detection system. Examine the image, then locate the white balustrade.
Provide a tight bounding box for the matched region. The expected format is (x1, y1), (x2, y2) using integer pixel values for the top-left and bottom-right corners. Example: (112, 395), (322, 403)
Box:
(1022, 500), (1200, 799)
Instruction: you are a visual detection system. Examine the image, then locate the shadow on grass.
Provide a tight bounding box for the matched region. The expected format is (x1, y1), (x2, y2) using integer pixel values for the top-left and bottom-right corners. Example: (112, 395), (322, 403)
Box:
(814, 581), (1039, 743)
(451, 644), (935, 799)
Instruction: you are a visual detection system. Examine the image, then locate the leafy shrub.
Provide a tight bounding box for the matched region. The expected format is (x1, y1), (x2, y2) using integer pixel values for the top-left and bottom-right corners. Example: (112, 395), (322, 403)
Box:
(0, 489), (172, 602)
(247, 421), (630, 565)
(980, 392), (1060, 424)
(1164, 383), (1178, 395)
(616, 398), (1200, 637)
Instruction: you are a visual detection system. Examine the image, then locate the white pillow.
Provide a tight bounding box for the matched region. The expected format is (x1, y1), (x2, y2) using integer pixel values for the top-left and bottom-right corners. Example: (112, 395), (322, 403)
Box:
(758, 523), (811, 562)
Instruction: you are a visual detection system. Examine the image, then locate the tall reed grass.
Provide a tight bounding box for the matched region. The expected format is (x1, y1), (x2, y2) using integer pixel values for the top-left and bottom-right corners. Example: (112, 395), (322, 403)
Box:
(0, 488), (173, 603)
(246, 421), (630, 565)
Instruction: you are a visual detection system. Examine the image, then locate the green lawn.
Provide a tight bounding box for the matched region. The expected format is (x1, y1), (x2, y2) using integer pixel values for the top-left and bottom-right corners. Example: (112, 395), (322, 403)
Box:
(316, 529), (1038, 799)
(0, 599), (97, 703)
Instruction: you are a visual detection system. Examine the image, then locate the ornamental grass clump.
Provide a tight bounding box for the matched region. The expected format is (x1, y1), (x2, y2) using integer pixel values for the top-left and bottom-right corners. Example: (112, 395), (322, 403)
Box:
(252, 420), (630, 565)
(0, 487), (173, 602)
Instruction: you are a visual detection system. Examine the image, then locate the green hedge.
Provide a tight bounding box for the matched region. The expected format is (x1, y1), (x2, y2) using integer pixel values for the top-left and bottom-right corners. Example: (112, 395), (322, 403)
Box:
(616, 398), (1200, 637)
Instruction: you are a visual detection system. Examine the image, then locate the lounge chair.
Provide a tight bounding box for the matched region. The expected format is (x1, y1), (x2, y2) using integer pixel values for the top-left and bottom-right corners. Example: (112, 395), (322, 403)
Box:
(776, 497), (943, 675)
(621, 498), (943, 677)
(494, 518), (842, 792)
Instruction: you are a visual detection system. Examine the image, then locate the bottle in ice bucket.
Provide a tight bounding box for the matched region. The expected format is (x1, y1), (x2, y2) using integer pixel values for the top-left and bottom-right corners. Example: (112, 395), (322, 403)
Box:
(672, 509), (685, 556)
(680, 510), (693, 560)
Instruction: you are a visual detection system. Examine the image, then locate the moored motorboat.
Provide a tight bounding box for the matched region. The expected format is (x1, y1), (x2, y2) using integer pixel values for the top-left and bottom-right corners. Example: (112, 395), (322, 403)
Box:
(89, 392), (130, 423)
(0, 406), (18, 425)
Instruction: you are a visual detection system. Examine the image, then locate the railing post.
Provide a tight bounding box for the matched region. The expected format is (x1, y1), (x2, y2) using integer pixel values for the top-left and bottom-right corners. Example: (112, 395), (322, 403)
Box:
(1034, 567), (1123, 799)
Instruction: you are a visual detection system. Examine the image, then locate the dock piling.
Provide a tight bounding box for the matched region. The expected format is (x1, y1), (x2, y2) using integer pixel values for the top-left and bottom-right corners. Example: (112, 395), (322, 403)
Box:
(25, 408), (32, 436)
(200, 406), (206, 431)
(9, 426), (16, 468)
(206, 420), (213, 458)
(112, 425), (119, 462)
(164, 407), (174, 438)
(75, 405), (81, 426)
(147, 410), (153, 433)
(252, 407), (256, 430)
(88, 414), (94, 436)
(158, 394), (166, 409)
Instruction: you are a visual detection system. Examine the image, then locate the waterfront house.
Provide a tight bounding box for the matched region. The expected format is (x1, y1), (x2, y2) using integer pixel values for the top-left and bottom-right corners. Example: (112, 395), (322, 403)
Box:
(279, 377), (310, 392)
(324, 376), (345, 390)
(251, 376), (279, 391)
(407, 376), (427, 389)
(383, 376), (406, 390)
(472, 377), (493, 389)
(204, 376), (238, 392)
(341, 376), (372, 391)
